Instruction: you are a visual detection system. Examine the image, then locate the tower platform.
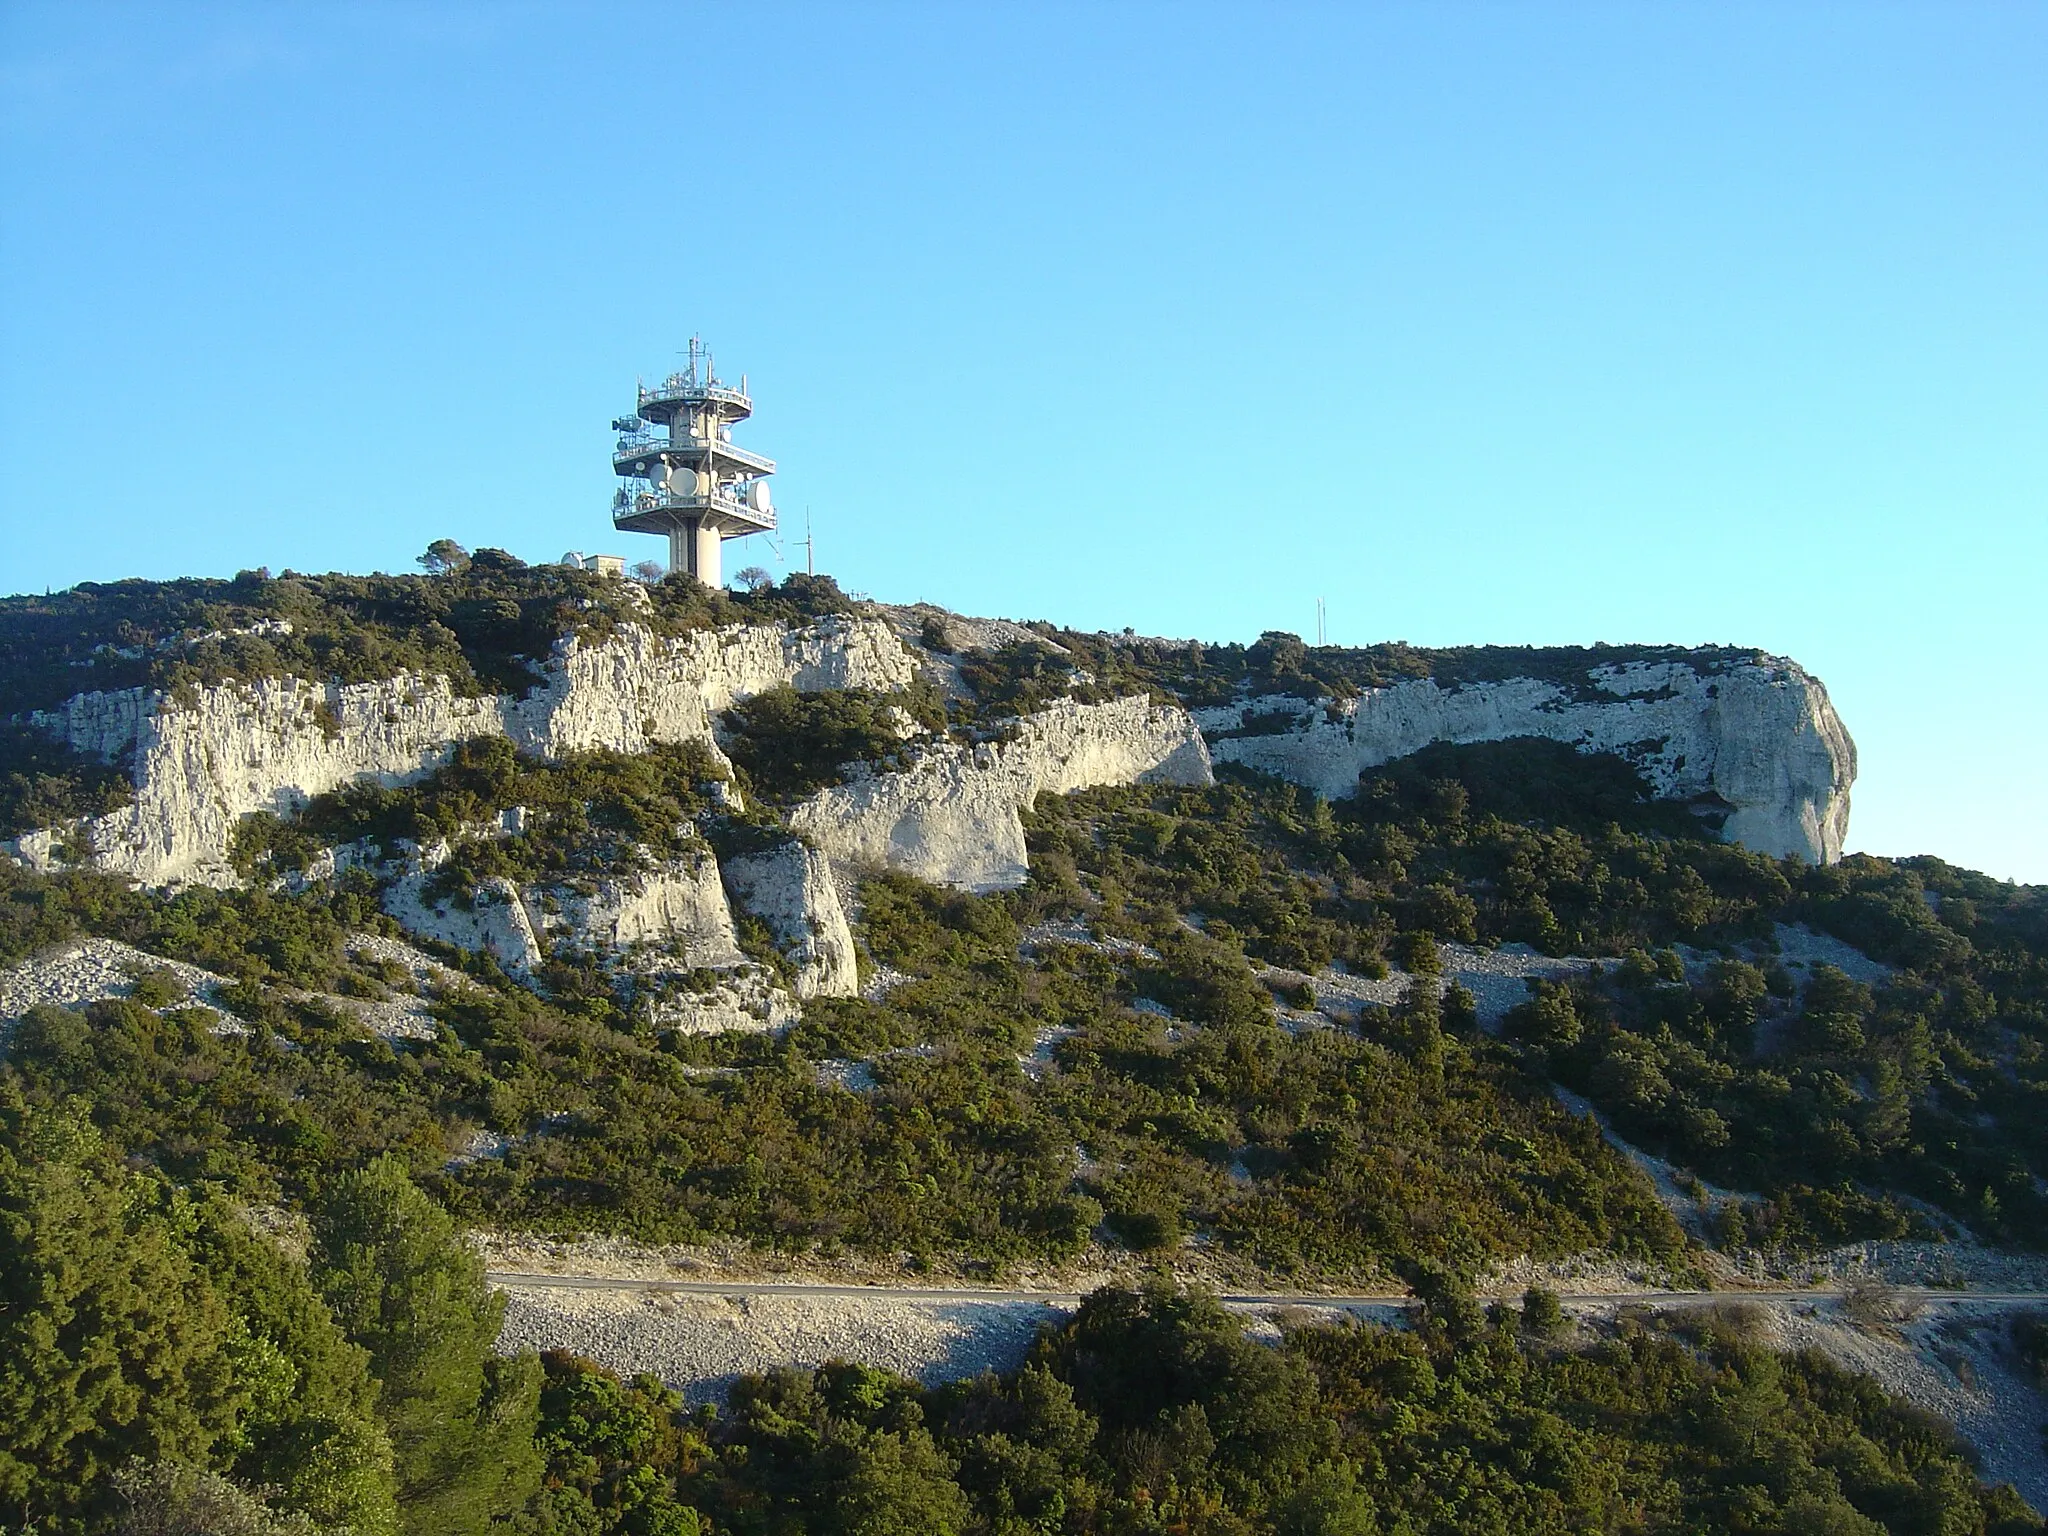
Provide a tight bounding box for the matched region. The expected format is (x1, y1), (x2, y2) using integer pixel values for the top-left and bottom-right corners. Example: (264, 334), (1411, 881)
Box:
(608, 339), (776, 586)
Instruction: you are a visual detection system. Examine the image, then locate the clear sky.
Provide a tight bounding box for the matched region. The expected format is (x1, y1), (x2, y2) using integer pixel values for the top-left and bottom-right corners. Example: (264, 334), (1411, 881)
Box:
(3, 3), (2043, 881)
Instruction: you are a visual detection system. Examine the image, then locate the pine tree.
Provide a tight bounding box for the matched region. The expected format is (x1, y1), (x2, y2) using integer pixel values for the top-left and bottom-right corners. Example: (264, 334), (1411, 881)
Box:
(311, 1156), (540, 1535)
(0, 1093), (239, 1531)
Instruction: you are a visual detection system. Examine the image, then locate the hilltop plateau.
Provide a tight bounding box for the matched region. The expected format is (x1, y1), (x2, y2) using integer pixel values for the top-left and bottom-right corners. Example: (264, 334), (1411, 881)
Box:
(4, 552), (2046, 1536)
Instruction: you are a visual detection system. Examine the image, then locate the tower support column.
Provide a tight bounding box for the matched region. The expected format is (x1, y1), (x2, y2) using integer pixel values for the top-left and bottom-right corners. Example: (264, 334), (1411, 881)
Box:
(669, 519), (723, 586)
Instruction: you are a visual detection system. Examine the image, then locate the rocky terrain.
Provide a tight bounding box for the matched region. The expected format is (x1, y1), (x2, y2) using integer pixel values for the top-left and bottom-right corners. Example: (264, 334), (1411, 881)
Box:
(27, 570), (2048, 1536)
(1196, 654), (1854, 864)
(10, 604), (1855, 903)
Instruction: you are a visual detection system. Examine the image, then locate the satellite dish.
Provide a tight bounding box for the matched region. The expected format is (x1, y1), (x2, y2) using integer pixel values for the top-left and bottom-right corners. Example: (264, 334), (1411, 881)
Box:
(748, 481), (773, 512)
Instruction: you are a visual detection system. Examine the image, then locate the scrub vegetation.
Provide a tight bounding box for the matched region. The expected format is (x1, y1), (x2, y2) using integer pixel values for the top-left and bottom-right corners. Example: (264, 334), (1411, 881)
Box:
(5, 563), (2048, 1530)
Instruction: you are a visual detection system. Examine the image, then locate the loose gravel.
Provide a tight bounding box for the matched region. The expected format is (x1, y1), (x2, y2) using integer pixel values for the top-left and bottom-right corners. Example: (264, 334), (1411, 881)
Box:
(0, 938), (243, 1037)
(496, 1285), (1064, 1405)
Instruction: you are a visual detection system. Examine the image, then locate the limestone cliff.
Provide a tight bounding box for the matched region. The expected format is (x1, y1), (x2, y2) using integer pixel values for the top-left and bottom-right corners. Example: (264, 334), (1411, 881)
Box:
(721, 841), (859, 999)
(1195, 655), (1854, 863)
(545, 846), (747, 970)
(24, 615), (916, 886)
(382, 873), (547, 978)
(788, 695), (1215, 891)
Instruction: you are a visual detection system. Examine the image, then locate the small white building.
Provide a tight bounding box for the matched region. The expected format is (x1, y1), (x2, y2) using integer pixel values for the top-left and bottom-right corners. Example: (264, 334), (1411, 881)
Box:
(559, 552), (627, 578)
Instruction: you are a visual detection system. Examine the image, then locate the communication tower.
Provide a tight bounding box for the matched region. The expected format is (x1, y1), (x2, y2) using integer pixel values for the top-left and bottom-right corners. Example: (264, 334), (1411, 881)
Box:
(609, 338), (775, 586)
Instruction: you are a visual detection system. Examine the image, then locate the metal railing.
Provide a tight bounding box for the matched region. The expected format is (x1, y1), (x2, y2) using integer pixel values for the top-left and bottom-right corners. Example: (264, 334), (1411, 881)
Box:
(638, 377), (751, 411)
(616, 488), (776, 530)
(612, 435), (775, 473)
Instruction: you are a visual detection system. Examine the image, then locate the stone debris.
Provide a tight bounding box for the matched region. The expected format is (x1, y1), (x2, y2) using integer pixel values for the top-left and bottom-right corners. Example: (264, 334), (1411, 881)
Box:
(496, 1285), (1064, 1405)
(814, 1046), (939, 1094)
(444, 1110), (574, 1171)
(860, 964), (912, 1003)
(814, 1058), (879, 1093)
(345, 932), (470, 992)
(447, 1128), (514, 1167)
(1437, 944), (1600, 1026)
(1019, 918), (1159, 963)
(317, 993), (441, 1042)
(1021, 1023), (1079, 1079)
(1767, 921), (1893, 986)
(1290, 944), (1598, 1034)
(0, 938), (243, 1037)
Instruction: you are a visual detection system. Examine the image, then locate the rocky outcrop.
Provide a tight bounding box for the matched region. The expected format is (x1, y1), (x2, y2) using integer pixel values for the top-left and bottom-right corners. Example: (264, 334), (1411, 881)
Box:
(1197, 656), (1855, 863)
(25, 616), (916, 886)
(526, 614), (917, 757)
(721, 841), (859, 999)
(546, 847), (746, 970)
(382, 874), (547, 978)
(789, 695), (1214, 892)
(378, 833), (751, 981)
(650, 971), (800, 1037)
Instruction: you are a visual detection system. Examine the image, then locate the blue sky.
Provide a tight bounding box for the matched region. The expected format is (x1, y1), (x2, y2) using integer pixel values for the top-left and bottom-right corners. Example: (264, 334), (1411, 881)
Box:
(3, 3), (2043, 881)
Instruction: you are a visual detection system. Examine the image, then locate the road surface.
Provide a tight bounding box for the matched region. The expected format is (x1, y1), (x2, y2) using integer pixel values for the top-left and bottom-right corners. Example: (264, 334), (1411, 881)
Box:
(486, 1270), (2048, 1310)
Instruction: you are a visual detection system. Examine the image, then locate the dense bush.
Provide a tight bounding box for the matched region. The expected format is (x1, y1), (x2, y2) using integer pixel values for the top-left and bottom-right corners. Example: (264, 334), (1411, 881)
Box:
(0, 1091), (400, 1535)
(719, 683), (946, 802)
(0, 721), (134, 839)
(519, 1283), (2040, 1536)
(952, 627), (1768, 712)
(0, 563), (863, 719)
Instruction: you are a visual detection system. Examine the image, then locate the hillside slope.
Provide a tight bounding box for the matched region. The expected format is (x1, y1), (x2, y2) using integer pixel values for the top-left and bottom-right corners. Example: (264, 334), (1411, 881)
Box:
(4, 559), (2045, 1535)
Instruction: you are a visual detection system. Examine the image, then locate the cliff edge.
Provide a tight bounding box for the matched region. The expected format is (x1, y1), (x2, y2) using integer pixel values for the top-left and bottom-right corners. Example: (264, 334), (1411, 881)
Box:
(1193, 655), (1853, 864)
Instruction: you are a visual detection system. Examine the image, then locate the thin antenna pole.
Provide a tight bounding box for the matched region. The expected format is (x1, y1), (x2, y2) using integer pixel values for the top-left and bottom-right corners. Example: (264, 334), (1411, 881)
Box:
(1316, 597), (1327, 647)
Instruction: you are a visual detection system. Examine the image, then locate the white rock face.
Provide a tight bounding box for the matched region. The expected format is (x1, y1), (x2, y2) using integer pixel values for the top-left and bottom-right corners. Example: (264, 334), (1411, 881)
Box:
(27, 616), (915, 887)
(520, 614), (917, 758)
(382, 874), (547, 978)
(721, 841), (859, 999)
(651, 971), (800, 1036)
(789, 695), (1214, 892)
(1197, 657), (1855, 864)
(550, 847), (746, 971)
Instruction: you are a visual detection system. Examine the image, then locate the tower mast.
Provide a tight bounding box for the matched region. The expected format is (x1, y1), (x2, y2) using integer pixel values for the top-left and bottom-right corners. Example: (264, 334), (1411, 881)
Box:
(608, 339), (776, 587)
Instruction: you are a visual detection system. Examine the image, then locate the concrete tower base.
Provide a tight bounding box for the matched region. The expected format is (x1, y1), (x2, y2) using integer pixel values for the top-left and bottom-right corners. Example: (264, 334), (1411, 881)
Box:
(668, 520), (723, 587)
